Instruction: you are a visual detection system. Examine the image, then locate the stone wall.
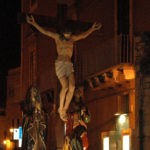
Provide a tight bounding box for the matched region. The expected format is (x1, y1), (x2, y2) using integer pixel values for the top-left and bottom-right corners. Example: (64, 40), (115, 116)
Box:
(134, 33), (150, 150)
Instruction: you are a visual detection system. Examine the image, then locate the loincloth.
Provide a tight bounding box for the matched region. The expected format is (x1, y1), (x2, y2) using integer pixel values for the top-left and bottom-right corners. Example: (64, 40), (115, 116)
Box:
(55, 60), (74, 79)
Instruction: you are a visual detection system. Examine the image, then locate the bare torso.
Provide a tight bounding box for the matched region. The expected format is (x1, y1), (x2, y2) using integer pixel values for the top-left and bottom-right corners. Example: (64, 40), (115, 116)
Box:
(55, 37), (74, 62)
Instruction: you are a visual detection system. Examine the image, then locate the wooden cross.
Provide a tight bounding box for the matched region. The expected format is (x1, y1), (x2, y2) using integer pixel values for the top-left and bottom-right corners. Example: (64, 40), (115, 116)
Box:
(17, 4), (92, 33)
(17, 4), (94, 113)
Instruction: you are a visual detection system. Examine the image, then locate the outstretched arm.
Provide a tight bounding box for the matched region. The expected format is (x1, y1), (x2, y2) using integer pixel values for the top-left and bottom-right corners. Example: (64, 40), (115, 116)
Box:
(72, 22), (102, 41)
(26, 15), (58, 39)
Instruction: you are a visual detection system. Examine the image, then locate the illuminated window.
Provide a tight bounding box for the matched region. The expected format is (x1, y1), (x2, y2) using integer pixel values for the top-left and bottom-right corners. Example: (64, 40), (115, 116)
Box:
(101, 132), (109, 150)
(123, 135), (130, 150)
(121, 129), (131, 150)
(103, 137), (109, 150)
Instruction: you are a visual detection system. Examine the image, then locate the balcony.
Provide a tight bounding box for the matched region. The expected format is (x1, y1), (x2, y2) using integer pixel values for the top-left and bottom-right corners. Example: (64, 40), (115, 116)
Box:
(116, 34), (134, 64)
(85, 34), (135, 91)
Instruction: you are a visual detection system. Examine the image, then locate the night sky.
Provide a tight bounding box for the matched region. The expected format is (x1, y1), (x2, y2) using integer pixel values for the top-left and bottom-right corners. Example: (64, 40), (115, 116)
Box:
(0, 0), (21, 107)
(0, 0), (21, 72)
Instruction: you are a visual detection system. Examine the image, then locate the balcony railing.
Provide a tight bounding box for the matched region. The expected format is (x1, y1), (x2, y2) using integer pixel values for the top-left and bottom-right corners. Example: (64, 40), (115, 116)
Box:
(117, 34), (134, 64)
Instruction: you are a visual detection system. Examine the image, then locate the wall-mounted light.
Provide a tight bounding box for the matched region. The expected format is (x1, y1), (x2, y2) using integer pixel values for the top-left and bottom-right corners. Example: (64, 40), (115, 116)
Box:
(3, 140), (7, 144)
(10, 128), (14, 133)
(114, 112), (121, 116)
(118, 114), (127, 125)
(3, 139), (11, 145)
(115, 113), (129, 130)
(3, 139), (11, 148)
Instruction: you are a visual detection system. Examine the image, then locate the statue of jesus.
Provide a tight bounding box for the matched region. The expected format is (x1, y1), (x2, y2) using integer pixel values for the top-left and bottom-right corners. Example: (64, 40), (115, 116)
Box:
(26, 15), (102, 121)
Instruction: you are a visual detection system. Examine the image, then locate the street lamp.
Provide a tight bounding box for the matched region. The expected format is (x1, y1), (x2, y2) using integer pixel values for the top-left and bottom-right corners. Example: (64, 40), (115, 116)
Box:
(9, 128), (14, 133)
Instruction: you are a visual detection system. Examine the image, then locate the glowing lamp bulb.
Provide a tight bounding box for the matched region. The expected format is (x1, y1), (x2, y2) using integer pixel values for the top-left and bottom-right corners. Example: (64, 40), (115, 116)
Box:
(10, 128), (14, 133)
(3, 140), (7, 144)
(119, 114), (126, 124)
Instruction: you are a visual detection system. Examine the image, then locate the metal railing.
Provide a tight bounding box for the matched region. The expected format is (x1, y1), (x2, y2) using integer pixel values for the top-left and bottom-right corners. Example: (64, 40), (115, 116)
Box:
(117, 34), (134, 64)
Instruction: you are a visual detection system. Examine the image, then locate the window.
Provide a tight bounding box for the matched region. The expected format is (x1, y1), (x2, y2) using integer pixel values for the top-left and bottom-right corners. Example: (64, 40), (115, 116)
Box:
(101, 132), (109, 150)
(121, 129), (131, 150)
(123, 135), (130, 150)
(103, 137), (109, 150)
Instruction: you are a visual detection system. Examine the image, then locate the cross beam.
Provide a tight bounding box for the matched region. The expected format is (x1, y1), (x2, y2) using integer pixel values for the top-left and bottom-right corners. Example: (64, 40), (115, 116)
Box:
(17, 4), (92, 33)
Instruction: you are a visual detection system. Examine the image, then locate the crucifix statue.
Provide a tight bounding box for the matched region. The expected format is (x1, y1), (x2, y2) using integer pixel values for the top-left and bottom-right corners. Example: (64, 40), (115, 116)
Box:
(19, 4), (102, 122)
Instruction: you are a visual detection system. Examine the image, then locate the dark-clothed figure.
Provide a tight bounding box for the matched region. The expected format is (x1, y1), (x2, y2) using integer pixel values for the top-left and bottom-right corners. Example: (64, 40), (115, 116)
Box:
(22, 86), (47, 150)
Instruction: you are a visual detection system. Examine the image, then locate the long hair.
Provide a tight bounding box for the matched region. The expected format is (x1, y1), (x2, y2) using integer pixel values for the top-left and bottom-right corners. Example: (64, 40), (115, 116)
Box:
(57, 27), (74, 40)
(71, 88), (85, 113)
(25, 85), (42, 114)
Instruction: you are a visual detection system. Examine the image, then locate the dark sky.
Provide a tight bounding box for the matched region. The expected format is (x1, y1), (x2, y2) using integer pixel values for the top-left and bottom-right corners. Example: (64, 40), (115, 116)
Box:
(0, 0), (21, 107)
(0, 0), (21, 72)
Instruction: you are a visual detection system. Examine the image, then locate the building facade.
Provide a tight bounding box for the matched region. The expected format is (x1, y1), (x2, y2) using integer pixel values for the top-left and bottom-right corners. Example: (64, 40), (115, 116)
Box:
(20, 0), (135, 149)
(2, 0), (150, 150)
(0, 68), (22, 149)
